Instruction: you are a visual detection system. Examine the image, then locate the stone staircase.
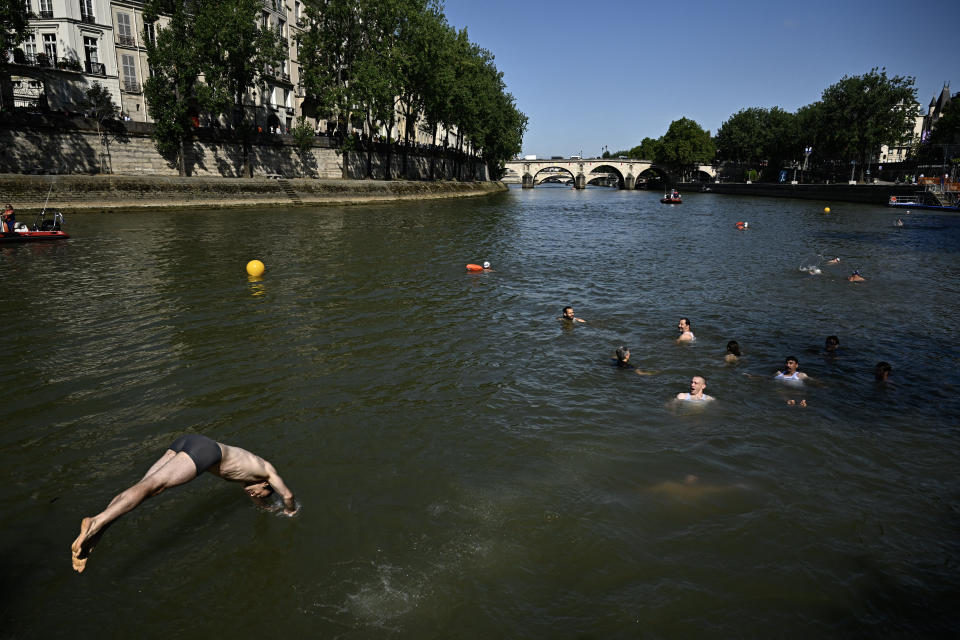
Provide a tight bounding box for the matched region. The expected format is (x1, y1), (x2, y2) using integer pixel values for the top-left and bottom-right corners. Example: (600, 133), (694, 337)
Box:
(277, 179), (302, 205)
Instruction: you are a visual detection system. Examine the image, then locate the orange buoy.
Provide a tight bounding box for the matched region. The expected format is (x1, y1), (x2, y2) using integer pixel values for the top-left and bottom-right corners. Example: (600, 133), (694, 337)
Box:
(466, 263), (483, 272)
(890, 196), (896, 203)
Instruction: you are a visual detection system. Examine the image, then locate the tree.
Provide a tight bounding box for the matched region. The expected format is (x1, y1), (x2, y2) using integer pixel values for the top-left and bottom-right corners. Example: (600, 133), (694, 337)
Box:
(1, 0), (33, 111)
(193, 0), (285, 177)
(715, 107), (766, 164)
(715, 107), (799, 179)
(656, 117), (714, 178)
(816, 67), (918, 181)
(143, 0), (206, 176)
(298, 0), (366, 178)
(79, 81), (120, 173)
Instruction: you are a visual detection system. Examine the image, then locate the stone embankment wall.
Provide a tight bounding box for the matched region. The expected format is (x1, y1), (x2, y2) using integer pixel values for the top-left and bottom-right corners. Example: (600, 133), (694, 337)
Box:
(687, 182), (899, 206)
(0, 174), (506, 212)
(0, 115), (488, 182)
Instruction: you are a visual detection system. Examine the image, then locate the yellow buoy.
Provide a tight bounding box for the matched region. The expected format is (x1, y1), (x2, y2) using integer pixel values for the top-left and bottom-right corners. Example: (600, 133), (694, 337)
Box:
(823, 207), (831, 213)
(246, 259), (265, 277)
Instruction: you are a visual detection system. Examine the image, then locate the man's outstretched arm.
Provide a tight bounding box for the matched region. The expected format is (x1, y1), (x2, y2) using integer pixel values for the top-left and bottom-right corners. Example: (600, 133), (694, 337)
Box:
(266, 464), (296, 514)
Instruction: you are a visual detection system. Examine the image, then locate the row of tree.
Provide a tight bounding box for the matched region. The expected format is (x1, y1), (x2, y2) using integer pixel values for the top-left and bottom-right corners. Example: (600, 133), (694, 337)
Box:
(605, 68), (956, 182)
(1, 0), (527, 179)
(299, 0), (526, 180)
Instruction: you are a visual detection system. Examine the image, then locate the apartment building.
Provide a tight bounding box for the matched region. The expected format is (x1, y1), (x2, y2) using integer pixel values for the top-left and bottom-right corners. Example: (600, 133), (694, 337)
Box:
(8, 1), (459, 147)
(7, 0), (121, 112)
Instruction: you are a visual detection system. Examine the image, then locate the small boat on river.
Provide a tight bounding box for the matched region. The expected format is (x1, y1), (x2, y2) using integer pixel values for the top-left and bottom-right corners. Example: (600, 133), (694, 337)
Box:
(0, 209), (69, 243)
(660, 190), (682, 204)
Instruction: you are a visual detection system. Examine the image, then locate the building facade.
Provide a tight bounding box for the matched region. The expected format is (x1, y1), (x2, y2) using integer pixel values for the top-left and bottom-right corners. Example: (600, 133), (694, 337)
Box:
(7, 1), (465, 149)
(7, 0), (121, 112)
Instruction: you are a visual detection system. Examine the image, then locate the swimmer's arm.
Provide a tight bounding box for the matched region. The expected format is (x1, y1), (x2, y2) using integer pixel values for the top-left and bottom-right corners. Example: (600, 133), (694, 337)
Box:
(675, 392), (687, 399)
(266, 465), (297, 514)
(575, 318), (586, 323)
(635, 369), (657, 376)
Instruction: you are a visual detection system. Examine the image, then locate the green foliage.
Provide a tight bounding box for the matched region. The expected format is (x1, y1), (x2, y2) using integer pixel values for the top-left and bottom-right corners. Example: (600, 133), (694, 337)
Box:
(655, 118), (714, 170)
(290, 116), (315, 153)
(1, 0), (32, 66)
(79, 81), (119, 123)
(815, 67), (918, 178)
(194, 0), (285, 126)
(143, 0), (205, 174)
(298, 0), (525, 178)
(716, 106), (798, 177)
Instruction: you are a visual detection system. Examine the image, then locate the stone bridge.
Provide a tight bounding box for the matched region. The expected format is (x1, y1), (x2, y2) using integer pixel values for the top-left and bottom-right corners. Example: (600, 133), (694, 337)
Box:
(503, 159), (716, 189)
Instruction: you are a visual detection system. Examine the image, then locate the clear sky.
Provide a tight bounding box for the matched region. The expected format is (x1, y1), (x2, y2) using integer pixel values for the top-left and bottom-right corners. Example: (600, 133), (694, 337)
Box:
(441, 0), (960, 159)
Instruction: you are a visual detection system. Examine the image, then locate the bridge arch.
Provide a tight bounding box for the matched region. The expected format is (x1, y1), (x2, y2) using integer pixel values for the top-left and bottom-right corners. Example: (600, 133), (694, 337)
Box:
(532, 165), (576, 185)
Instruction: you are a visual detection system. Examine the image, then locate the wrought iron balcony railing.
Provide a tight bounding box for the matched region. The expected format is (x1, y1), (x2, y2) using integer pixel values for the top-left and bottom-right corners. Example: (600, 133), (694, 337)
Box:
(85, 61), (105, 75)
(117, 34), (136, 47)
(123, 80), (141, 93)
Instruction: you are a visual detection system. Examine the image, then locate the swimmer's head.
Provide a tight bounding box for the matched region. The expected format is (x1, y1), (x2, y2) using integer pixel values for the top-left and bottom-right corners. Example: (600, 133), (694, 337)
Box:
(875, 361), (892, 381)
(616, 346), (630, 362)
(825, 336), (839, 351)
(852, 270), (860, 276)
(678, 317), (691, 331)
(784, 356), (799, 372)
(483, 261), (490, 269)
(562, 306), (575, 319)
(726, 340), (741, 356)
(244, 481), (274, 499)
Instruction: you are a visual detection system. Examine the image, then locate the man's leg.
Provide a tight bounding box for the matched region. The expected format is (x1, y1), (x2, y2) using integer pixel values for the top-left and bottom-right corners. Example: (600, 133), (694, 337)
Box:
(71, 452), (198, 573)
(139, 449), (177, 482)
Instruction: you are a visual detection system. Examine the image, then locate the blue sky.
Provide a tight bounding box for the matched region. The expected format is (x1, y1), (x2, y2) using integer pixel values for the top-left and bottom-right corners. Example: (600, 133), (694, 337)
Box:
(442, 0), (960, 158)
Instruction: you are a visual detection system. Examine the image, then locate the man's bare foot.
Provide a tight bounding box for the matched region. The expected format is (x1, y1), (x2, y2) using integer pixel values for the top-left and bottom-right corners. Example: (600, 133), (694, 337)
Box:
(71, 517), (97, 573)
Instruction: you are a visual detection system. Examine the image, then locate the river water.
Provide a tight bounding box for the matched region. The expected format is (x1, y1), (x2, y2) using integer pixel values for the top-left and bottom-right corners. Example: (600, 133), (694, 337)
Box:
(1, 185), (958, 638)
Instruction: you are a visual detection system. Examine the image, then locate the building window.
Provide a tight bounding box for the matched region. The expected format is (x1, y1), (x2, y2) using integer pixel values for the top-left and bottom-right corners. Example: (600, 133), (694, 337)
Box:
(121, 54), (139, 92)
(39, 0), (53, 18)
(79, 0), (94, 23)
(42, 33), (57, 60)
(84, 36), (103, 74)
(117, 12), (135, 46)
(23, 34), (37, 60)
(145, 23), (156, 46)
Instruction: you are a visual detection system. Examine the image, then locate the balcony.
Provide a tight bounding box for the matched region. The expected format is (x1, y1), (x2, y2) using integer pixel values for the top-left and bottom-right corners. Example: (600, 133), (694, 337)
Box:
(80, 14), (96, 24)
(85, 61), (105, 75)
(117, 34), (136, 47)
(123, 80), (141, 93)
(38, 10), (53, 18)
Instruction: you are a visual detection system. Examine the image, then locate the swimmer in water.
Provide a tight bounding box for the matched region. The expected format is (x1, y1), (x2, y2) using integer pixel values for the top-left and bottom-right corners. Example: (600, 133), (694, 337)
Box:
(725, 340), (741, 363)
(559, 306), (585, 323)
(847, 270), (866, 282)
(775, 356), (809, 382)
(481, 261), (494, 272)
(612, 346), (656, 375)
(676, 375), (713, 401)
(824, 335), (840, 355)
(895, 218), (904, 227)
(676, 317), (695, 342)
(800, 264), (822, 275)
(787, 399), (808, 407)
(826, 257), (840, 264)
(70, 434), (297, 573)
(875, 361), (892, 382)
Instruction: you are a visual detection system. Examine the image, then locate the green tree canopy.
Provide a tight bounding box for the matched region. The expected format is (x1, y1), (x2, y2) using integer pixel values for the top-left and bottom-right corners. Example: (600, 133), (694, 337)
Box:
(816, 67), (918, 179)
(655, 117), (714, 173)
(193, 0), (285, 176)
(143, 0), (207, 175)
(1, 0), (31, 62)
